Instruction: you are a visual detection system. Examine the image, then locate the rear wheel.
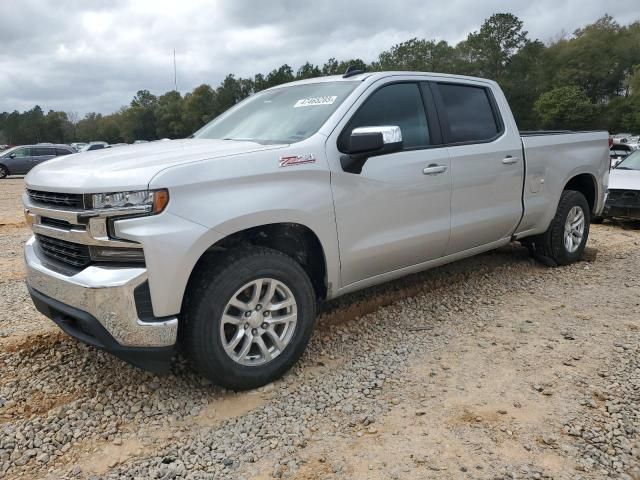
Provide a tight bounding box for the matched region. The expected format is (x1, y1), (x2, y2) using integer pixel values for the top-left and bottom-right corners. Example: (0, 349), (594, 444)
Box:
(183, 247), (316, 390)
(534, 190), (590, 266)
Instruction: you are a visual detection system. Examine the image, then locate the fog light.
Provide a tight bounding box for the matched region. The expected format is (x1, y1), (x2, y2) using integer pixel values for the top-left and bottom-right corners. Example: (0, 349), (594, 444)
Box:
(90, 246), (145, 263)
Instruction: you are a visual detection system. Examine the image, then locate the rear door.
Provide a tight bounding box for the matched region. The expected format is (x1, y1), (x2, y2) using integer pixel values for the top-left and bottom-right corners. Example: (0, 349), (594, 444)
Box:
(431, 81), (524, 254)
(328, 80), (452, 286)
(31, 147), (56, 168)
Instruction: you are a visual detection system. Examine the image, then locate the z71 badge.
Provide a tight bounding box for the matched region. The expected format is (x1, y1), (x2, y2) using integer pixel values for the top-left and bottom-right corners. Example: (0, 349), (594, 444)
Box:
(279, 154), (316, 167)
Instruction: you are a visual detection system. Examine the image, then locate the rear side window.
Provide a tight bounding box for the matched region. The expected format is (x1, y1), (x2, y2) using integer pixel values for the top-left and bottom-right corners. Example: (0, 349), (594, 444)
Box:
(55, 148), (72, 156)
(33, 147), (55, 156)
(341, 83), (430, 151)
(438, 83), (500, 143)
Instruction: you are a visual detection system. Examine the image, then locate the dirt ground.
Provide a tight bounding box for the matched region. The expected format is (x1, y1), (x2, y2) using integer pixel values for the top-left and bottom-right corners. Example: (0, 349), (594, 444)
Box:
(0, 178), (638, 480)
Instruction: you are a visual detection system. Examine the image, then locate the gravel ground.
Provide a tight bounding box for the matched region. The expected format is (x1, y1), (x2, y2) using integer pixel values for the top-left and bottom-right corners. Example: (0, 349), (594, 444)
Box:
(0, 178), (638, 479)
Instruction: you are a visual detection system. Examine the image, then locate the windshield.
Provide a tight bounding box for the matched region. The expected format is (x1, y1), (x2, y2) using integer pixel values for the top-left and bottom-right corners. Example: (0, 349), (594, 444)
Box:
(194, 81), (358, 144)
(616, 149), (640, 170)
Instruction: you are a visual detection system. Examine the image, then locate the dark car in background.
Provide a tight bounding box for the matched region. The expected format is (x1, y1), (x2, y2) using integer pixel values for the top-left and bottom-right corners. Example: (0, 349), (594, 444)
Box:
(0, 144), (75, 178)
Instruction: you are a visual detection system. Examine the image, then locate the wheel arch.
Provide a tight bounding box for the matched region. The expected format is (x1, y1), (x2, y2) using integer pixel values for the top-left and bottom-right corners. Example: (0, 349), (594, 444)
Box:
(185, 222), (330, 307)
(563, 172), (597, 214)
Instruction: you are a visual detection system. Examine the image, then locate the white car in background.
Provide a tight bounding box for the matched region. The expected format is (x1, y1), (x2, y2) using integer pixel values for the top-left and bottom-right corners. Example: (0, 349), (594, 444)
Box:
(610, 143), (634, 167)
(612, 133), (632, 145)
(602, 149), (640, 221)
(624, 135), (640, 150)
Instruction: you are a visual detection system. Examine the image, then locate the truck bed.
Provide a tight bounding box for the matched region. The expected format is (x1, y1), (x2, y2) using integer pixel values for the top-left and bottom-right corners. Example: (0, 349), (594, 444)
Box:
(514, 130), (610, 239)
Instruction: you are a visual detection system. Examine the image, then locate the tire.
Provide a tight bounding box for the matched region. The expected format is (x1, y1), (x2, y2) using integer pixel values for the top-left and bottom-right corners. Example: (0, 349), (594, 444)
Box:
(183, 247), (316, 390)
(0, 165), (8, 179)
(535, 190), (590, 266)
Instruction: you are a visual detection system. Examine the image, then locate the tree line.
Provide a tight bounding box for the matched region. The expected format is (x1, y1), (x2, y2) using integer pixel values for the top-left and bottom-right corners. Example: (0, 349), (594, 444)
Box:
(1, 13), (639, 146)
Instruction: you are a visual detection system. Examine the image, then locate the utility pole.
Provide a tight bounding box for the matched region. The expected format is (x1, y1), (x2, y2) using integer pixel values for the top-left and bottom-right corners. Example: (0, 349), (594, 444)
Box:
(173, 49), (177, 92)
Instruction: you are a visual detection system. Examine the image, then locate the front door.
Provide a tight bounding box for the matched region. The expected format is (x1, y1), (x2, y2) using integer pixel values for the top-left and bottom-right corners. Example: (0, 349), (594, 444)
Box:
(9, 147), (32, 174)
(328, 81), (452, 287)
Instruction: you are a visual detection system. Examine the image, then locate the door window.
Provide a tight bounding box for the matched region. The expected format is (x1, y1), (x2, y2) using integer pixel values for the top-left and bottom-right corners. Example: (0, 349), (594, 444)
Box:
(55, 148), (72, 156)
(340, 83), (430, 151)
(438, 83), (501, 143)
(10, 147), (30, 158)
(33, 147), (55, 156)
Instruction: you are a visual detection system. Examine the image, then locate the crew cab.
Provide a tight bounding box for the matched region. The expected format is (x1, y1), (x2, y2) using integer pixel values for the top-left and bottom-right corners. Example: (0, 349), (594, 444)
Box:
(23, 72), (609, 389)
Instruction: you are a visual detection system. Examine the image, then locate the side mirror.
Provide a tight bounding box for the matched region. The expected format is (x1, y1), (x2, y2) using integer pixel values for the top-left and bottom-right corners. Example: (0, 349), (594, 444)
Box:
(9, 153), (16, 159)
(341, 126), (403, 174)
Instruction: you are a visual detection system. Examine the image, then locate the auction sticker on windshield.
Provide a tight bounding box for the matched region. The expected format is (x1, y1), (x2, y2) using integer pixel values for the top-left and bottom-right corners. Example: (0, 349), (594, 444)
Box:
(294, 96), (337, 108)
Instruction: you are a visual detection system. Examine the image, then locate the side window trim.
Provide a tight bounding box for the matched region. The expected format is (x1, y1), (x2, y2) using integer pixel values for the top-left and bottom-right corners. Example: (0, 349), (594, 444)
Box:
(430, 81), (505, 146)
(338, 80), (441, 153)
(420, 82), (444, 146)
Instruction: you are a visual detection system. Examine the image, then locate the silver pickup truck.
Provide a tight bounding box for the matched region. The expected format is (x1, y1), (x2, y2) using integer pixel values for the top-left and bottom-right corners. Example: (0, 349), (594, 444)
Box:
(23, 71), (609, 389)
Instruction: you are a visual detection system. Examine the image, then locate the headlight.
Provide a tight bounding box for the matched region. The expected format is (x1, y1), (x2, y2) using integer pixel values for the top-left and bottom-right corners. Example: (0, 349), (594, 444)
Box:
(91, 189), (169, 214)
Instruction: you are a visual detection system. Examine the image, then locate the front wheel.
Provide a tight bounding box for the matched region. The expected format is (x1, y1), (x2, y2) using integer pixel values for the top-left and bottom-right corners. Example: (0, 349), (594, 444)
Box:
(0, 165), (8, 179)
(535, 190), (590, 266)
(183, 247), (316, 390)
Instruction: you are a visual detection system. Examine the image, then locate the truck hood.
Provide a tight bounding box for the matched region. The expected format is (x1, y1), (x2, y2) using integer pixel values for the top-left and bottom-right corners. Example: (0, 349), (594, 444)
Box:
(25, 139), (285, 193)
(608, 168), (640, 191)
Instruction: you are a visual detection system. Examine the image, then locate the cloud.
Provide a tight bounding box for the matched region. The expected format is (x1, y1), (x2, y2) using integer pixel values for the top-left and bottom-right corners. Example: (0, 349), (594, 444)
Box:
(1, 0), (638, 115)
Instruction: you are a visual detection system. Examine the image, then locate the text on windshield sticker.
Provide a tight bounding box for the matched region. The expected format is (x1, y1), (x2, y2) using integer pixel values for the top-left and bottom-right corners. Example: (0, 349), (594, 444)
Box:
(294, 96), (337, 108)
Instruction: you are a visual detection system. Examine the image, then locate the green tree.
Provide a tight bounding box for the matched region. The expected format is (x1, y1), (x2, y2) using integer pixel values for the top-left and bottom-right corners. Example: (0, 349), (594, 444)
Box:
(265, 65), (295, 88)
(377, 38), (457, 72)
(182, 84), (216, 133)
(296, 62), (322, 79)
(155, 91), (186, 139)
(121, 90), (158, 142)
(546, 15), (635, 102)
(76, 112), (103, 142)
(534, 86), (595, 129)
(466, 13), (529, 80)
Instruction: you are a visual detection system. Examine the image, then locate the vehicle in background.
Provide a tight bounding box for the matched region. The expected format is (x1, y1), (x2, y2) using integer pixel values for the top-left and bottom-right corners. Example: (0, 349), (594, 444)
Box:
(612, 133), (632, 144)
(80, 141), (109, 152)
(71, 142), (88, 151)
(625, 135), (640, 150)
(0, 144), (74, 178)
(610, 143), (634, 167)
(601, 149), (640, 221)
(23, 71), (609, 389)
(133, 140), (149, 144)
(110, 143), (129, 148)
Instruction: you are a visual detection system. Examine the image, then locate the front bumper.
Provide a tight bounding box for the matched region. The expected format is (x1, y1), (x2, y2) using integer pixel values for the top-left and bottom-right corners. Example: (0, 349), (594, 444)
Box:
(602, 204), (640, 220)
(25, 236), (178, 372)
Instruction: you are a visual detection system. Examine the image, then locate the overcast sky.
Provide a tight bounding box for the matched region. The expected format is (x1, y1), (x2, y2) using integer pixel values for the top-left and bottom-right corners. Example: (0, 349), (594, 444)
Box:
(1, 0), (639, 116)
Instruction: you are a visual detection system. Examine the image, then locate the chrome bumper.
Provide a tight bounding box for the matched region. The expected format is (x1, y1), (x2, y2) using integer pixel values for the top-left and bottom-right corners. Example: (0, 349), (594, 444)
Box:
(25, 236), (177, 348)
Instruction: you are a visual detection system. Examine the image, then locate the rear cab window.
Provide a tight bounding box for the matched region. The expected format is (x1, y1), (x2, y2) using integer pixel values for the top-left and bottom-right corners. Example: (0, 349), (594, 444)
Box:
(436, 83), (503, 144)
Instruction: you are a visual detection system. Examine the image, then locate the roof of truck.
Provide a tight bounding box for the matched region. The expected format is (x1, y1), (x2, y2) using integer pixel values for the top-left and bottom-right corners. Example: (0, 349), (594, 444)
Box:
(267, 71), (497, 90)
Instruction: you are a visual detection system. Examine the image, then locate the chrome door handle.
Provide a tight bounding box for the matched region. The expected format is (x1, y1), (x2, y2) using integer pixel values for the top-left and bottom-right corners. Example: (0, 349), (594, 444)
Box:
(423, 164), (447, 175)
(502, 156), (518, 165)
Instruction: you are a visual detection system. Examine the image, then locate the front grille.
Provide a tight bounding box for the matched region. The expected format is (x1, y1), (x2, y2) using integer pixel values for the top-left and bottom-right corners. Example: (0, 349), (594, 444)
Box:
(27, 189), (84, 209)
(40, 217), (85, 230)
(36, 234), (91, 268)
(607, 189), (640, 206)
